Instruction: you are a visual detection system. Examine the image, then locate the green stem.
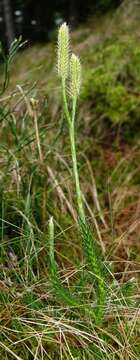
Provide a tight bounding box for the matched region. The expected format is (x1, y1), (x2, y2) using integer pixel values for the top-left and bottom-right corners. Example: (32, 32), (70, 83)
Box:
(62, 79), (85, 222)
(69, 118), (85, 222)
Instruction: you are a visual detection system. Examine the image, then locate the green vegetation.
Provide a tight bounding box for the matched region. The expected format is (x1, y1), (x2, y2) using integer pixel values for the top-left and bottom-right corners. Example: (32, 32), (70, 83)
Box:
(82, 39), (140, 125)
(0, 8), (140, 360)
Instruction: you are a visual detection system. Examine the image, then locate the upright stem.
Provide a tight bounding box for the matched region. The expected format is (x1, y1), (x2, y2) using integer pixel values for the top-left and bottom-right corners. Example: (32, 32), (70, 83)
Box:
(69, 121), (85, 222)
(62, 81), (85, 222)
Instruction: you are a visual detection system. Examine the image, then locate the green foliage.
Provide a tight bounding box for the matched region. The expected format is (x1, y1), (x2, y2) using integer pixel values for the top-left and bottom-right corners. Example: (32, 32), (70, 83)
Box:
(79, 219), (106, 323)
(82, 40), (140, 125)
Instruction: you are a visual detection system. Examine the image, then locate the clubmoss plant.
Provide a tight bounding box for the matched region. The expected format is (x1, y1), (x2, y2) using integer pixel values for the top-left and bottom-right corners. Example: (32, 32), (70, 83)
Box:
(57, 23), (84, 221)
(48, 22), (107, 324)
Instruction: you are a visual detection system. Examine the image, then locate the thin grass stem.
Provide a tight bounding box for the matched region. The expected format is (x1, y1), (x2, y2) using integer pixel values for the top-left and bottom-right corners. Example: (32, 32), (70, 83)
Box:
(33, 110), (43, 164)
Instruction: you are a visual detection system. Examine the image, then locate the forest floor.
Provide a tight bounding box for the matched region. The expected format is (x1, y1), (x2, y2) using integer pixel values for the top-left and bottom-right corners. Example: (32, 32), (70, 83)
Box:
(0, 3), (140, 359)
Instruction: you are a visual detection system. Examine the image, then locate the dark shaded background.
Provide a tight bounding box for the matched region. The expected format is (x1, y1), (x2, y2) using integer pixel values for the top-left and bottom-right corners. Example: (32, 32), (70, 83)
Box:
(1, 0), (122, 49)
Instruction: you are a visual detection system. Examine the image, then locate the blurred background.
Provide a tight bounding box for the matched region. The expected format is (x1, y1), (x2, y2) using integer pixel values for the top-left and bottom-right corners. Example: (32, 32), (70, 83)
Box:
(1, 0), (121, 48)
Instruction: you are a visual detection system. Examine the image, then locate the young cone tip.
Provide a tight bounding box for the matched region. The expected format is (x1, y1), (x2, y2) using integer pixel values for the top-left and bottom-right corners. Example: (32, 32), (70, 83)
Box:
(70, 54), (82, 98)
(57, 22), (70, 80)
